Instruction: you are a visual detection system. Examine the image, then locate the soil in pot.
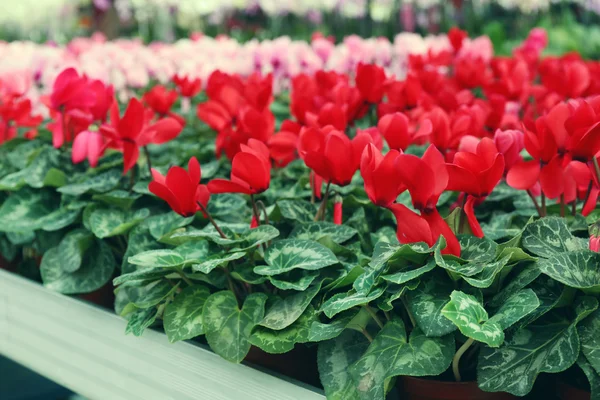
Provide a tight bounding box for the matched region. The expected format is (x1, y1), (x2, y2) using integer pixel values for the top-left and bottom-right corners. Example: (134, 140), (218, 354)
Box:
(401, 377), (517, 400)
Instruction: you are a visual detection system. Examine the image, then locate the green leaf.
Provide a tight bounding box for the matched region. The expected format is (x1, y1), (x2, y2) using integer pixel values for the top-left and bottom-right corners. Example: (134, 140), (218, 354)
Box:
(405, 274), (456, 337)
(23, 147), (62, 188)
(578, 309), (600, 374)
(58, 169), (121, 196)
(260, 282), (322, 330)
(577, 355), (600, 400)
(113, 266), (176, 286)
(231, 263), (268, 285)
(250, 306), (316, 353)
(203, 291), (268, 363)
(93, 190), (141, 209)
(228, 225), (280, 251)
(538, 251), (600, 293)
(381, 258), (436, 285)
(89, 207), (150, 238)
(317, 330), (370, 400)
(522, 217), (587, 257)
(376, 280), (420, 312)
(145, 212), (194, 240)
(175, 241), (210, 261)
(121, 226), (163, 274)
(128, 249), (186, 268)
(42, 168), (67, 188)
(495, 246), (537, 265)
(321, 286), (386, 318)
(516, 275), (566, 328)
(130, 280), (178, 308)
(41, 240), (116, 294)
(6, 230), (35, 245)
(0, 189), (58, 232)
(164, 285), (211, 343)
(255, 239), (338, 275)
(289, 222), (357, 244)
(192, 252), (246, 274)
(125, 307), (158, 337)
(441, 291), (504, 347)
(462, 255), (511, 289)
(274, 199), (317, 223)
(477, 312), (581, 396)
(488, 289), (540, 331)
(489, 263), (541, 308)
(56, 229), (93, 273)
(349, 320), (454, 400)
(268, 269), (319, 291)
(459, 235), (498, 262)
(309, 315), (355, 342)
(206, 193), (247, 219)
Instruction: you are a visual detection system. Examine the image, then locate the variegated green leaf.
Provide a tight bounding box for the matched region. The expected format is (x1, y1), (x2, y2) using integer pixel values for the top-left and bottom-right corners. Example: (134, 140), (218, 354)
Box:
(58, 169), (121, 196)
(41, 240), (116, 294)
(121, 226), (163, 274)
(349, 320), (454, 400)
(89, 207), (150, 238)
(129, 280), (178, 308)
(381, 258), (436, 285)
(289, 222), (357, 244)
(250, 306), (316, 353)
(489, 263), (541, 308)
(192, 252), (246, 274)
(203, 291), (268, 363)
(463, 255), (511, 288)
(441, 291), (504, 347)
(260, 282), (322, 330)
(577, 355), (600, 400)
(522, 217), (587, 258)
(56, 229), (93, 273)
(538, 251), (600, 293)
(405, 274), (456, 337)
(317, 330), (370, 400)
(255, 239), (338, 275)
(578, 309), (600, 374)
(488, 289), (540, 330)
(321, 286), (386, 318)
(125, 307), (158, 337)
(92, 190), (141, 209)
(128, 249), (186, 268)
(206, 193), (247, 219)
(274, 199), (317, 223)
(478, 311), (581, 396)
(164, 285), (211, 343)
(145, 212), (194, 240)
(269, 269), (319, 291)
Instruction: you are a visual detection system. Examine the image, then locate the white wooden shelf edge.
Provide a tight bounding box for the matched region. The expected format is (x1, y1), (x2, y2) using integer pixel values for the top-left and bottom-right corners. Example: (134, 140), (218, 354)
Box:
(0, 269), (326, 400)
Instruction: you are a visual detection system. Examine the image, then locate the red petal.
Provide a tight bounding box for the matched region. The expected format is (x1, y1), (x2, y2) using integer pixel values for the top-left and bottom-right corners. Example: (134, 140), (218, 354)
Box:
(231, 152), (270, 193)
(446, 164), (480, 195)
(149, 181), (183, 216)
(507, 160), (541, 190)
(119, 98), (145, 140)
(423, 209), (461, 257)
(207, 179), (252, 195)
(388, 203), (433, 246)
(464, 196), (484, 238)
(539, 156), (565, 199)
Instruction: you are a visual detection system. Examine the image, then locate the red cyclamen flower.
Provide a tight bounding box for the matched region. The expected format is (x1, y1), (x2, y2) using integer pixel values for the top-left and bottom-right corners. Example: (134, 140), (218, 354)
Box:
(149, 157), (210, 217)
(208, 139), (271, 195)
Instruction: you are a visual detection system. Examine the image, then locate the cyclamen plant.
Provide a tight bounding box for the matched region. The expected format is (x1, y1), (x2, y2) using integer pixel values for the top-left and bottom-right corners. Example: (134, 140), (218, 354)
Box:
(2, 27), (600, 400)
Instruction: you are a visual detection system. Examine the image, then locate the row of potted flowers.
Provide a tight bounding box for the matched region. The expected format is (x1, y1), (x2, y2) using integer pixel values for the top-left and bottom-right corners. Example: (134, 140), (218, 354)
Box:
(0, 27), (599, 400)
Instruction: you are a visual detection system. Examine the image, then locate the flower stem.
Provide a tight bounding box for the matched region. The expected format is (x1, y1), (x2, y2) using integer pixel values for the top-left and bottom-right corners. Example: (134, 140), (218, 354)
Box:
(197, 202), (228, 239)
(364, 306), (384, 329)
(143, 146), (152, 176)
(541, 193), (546, 217)
(452, 337), (475, 382)
(314, 181), (332, 221)
(560, 194), (565, 217)
(256, 200), (270, 225)
(527, 189), (542, 217)
(250, 194), (261, 226)
(593, 157), (600, 187)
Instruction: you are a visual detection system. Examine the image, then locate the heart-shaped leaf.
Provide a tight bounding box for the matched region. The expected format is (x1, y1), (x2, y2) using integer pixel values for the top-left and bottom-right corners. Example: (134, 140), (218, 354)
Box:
(405, 273), (456, 337)
(255, 239), (338, 275)
(441, 291), (504, 347)
(522, 217), (587, 257)
(260, 281), (322, 330)
(192, 252), (246, 274)
(538, 250), (600, 293)
(250, 306), (316, 354)
(56, 229), (93, 273)
(164, 285), (211, 343)
(321, 286), (386, 319)
(203, 291), (268, 363)
(128, 249), (186, 268)
(317, 330), (370, 400)
(89, 207), (150, 238)
(289, 222), (357, 244)
(349, 319), (454, 400)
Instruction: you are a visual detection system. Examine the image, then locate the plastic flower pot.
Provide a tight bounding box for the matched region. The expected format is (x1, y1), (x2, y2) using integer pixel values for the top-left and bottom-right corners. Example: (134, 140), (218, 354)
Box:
(401, 377), (517, 400)
(557, 380), (591, 400)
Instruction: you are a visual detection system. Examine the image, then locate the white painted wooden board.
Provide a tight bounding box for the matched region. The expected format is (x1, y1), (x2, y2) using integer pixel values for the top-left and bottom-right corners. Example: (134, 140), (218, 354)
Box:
(0, 269), (326, 400)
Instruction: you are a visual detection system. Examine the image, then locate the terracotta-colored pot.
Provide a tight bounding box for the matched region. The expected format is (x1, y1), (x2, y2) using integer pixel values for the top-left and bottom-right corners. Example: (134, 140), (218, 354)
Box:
(557, 380), (590, 400)
(402, 377), (517, 400)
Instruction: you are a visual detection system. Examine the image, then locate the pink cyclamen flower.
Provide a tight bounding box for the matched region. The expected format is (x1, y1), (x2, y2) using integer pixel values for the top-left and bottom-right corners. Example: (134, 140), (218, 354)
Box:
(72, 130), (104, 167)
